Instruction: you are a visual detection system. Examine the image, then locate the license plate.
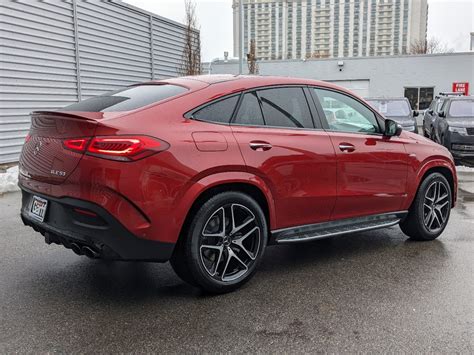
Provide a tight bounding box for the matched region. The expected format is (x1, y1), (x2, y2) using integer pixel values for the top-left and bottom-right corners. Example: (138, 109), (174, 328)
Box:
(29, 196), (48, 222)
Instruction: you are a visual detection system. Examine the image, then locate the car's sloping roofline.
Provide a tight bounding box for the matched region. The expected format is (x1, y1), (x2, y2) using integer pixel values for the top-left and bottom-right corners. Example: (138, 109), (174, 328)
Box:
(143, 74), (356, 96)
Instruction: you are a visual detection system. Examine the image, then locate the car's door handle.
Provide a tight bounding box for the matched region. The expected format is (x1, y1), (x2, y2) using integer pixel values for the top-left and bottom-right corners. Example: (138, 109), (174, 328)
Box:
(249, 141), (272, 151)
(338, 143), (355, 152)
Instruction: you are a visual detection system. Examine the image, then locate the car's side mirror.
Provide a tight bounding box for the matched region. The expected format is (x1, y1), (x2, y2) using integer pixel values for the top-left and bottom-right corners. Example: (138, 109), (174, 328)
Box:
(438, 111), (446, 118)
(413, 110), (419, 117)
(428, 109), (434, 115)
(384, 119), (402, 137)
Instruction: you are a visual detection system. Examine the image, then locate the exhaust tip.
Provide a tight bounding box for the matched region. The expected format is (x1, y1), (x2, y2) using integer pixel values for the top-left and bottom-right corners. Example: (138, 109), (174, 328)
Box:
(82, 246), (99, 259)
(70, 243), (83, 256)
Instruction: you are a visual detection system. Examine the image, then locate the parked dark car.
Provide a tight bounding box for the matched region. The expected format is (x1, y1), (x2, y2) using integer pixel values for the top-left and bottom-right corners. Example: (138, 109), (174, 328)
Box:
(423, 92), (464, 139)
(366, 97), (418, 133)
(431, 95), (474, 165)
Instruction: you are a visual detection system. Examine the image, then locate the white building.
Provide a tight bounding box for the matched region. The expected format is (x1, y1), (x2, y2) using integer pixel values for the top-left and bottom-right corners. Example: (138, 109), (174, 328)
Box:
(233, 0), (428, 60)
(211, 52), (474, 111)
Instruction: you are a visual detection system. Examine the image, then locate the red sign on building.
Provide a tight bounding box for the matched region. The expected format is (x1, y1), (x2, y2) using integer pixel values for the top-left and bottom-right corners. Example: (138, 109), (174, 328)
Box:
(452, 82), (469, 95)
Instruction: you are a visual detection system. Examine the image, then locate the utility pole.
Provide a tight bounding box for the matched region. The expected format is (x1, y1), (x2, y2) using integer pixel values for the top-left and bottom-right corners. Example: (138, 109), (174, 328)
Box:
(239, 0), (244, 74)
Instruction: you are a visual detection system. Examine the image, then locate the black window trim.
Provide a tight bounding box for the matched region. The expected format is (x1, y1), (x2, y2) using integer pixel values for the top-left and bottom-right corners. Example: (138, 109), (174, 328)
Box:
(308, 85), (386, 136)
(184, 93), (242, 126)
(230, 84), (324, 131)
(231, 90), (266, 126)
(185, 84), (330, 132)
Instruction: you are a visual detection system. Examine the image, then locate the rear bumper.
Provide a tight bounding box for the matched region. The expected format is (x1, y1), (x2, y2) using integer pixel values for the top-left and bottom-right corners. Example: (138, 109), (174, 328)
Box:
(20, 188), (175, 262)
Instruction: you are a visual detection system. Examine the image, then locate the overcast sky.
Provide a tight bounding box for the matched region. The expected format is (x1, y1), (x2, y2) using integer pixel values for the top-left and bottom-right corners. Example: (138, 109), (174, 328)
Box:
(125, 0), (474, 62)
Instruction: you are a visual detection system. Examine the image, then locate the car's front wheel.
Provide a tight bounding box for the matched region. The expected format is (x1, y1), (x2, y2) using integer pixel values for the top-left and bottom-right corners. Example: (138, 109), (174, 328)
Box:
(400, 172), (452, 241)
(170, 191), (267, 293)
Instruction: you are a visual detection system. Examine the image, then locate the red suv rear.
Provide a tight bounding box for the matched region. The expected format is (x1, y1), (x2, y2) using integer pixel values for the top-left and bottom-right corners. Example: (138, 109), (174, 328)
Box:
(19, 75), (457, 293)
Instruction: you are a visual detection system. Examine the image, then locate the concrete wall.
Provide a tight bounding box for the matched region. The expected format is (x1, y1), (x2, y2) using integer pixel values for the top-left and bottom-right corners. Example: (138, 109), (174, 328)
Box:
(211, 52), (474, 98)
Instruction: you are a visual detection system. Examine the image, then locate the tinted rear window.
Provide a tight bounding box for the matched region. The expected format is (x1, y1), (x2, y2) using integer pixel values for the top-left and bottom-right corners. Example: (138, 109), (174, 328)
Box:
(233, 92), (265, 126)
(366, 99), (411, 116)
(193, 95), (239, 123)
(62, 85), (188, 112)
(449, 100), (474, 117)
(258, 88), (314, 128)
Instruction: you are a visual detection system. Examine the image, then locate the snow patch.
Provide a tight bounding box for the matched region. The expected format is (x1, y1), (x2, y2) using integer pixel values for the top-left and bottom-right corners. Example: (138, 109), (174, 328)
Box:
(0, 165), (19, 194)
(456, 165), (474, 173)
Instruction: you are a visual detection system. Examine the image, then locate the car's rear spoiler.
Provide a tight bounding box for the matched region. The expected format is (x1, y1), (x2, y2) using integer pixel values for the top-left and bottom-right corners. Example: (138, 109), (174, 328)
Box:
(30, 111), (105, 121)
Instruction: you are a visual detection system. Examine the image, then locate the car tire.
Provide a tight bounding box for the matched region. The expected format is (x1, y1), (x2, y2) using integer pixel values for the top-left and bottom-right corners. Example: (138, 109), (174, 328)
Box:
(169, 238), (199, 287)
(170, 191), (267, 293)
(400, 172), (452, 241)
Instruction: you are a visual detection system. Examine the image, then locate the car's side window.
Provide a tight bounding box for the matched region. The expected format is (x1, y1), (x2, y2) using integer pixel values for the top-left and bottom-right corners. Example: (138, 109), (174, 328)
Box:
(428, 100), (435, 112)
(257, 87), (314, 129)
(313, 88), (380, 134)
(439, 99), (449, 115)
(233, 92), (265, 126)
(436, 99), (445, 113)
(192, 95), (239, 124)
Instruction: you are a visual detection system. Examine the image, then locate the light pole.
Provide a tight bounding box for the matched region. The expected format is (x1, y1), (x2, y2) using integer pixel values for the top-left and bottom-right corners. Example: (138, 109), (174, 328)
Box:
(239, 0), (244, 75)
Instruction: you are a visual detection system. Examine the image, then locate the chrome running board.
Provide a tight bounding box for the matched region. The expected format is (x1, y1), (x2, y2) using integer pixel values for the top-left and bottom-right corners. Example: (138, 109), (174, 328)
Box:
(272, 211), (408, 244)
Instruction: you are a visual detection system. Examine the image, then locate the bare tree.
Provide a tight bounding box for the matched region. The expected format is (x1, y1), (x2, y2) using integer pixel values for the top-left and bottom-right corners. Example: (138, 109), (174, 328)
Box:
(247, 39), (259, 75)
(179, 0), (201, 76)
(410, 38), (454, 55)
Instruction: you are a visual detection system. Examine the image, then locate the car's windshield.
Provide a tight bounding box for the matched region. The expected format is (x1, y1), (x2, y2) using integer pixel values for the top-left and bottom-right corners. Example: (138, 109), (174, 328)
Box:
(449, 100), (474, 117)
(366, 99), (411, 116)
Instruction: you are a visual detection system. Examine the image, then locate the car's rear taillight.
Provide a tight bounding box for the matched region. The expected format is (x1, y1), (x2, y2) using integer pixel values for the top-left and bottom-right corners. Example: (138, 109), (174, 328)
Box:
(62, 136), (168, 161)
(63, 138), (90, 152)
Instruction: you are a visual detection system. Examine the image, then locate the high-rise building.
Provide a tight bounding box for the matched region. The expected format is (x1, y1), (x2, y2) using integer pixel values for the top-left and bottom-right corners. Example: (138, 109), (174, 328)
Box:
(233, 0), (428, 60)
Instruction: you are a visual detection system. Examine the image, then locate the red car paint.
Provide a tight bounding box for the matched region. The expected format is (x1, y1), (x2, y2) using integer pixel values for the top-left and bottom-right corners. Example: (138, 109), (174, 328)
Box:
(19, 75), (457, 247)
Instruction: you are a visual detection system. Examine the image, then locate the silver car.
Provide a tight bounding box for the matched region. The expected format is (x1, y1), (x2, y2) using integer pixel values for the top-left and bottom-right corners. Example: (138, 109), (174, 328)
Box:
(366, 97), (419, 133)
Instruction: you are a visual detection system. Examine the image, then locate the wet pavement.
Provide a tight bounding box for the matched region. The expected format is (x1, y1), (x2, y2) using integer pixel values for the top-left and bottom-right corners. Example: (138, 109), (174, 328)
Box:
(1, 175), (473, 353)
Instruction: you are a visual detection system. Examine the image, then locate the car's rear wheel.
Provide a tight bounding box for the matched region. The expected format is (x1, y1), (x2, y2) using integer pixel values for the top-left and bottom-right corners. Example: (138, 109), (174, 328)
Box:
(170, 191), (267, 293)
(400, 172), (452, 241)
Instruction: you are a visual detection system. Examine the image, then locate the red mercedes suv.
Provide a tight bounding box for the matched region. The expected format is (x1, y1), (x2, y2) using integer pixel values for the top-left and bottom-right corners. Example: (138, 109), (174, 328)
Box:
(19, 75), (457, 293)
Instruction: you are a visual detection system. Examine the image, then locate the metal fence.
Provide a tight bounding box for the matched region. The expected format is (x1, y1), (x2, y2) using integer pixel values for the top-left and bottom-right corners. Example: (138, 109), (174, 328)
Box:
(0, 0), (192, 163)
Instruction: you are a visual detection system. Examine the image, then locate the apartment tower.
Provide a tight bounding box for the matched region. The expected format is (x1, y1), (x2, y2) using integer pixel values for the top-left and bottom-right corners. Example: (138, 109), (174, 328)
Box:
(233, 0), (428, 60)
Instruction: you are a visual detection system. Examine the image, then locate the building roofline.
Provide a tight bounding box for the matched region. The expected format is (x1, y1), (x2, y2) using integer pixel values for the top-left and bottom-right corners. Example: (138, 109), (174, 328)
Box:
(211, 51), (474, 65)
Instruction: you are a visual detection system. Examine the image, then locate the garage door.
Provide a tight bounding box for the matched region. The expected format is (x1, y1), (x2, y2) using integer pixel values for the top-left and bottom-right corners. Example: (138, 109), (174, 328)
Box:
(324, 80), (370, 98)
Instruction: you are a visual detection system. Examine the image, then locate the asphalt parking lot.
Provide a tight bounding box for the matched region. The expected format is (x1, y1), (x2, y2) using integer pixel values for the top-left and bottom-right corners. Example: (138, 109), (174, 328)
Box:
(1, 173), (473, 353)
